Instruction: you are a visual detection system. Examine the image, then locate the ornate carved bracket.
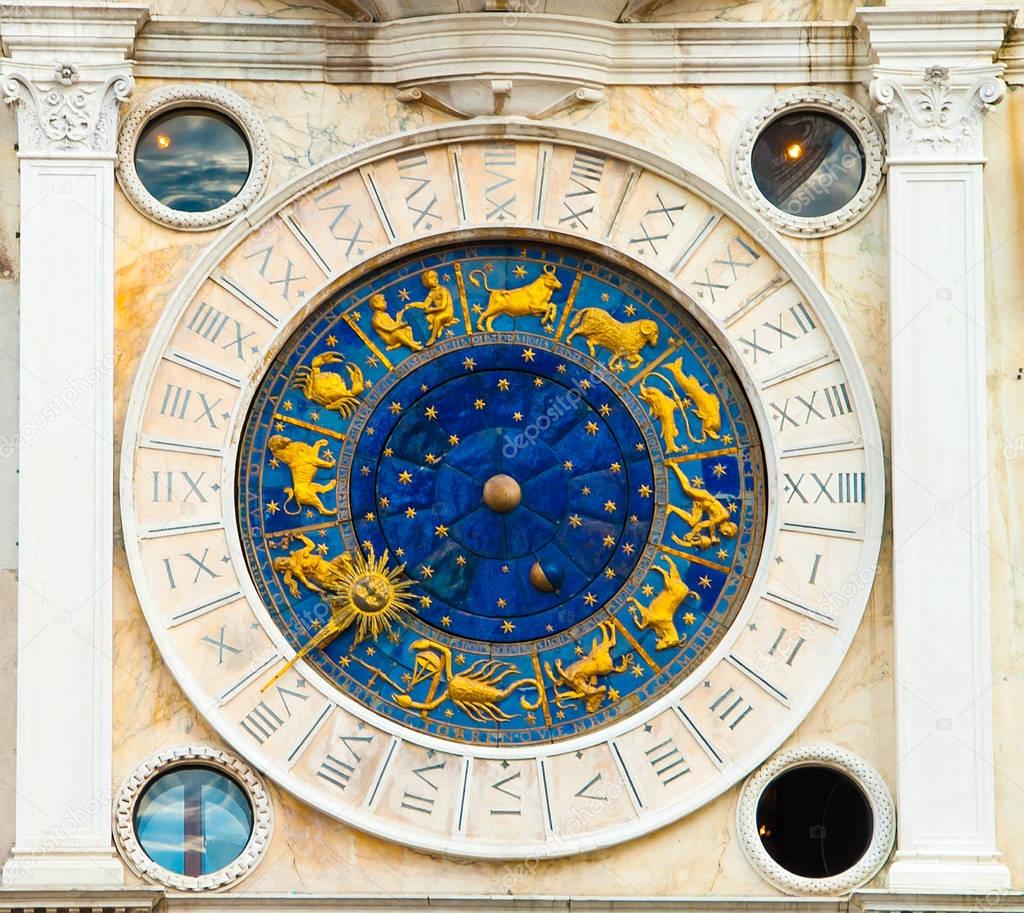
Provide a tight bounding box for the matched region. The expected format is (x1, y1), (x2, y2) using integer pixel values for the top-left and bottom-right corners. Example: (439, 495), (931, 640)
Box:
(397, 77), (605, 120)
(2, 60), (134, 156)
(869, 65), (1005, 162)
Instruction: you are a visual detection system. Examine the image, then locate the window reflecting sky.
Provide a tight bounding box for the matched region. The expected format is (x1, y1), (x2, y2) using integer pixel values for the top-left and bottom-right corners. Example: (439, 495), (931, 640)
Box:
(134, 766), (253, 876)
(751, 112), (865, 219)
(135, 109), (251, 213)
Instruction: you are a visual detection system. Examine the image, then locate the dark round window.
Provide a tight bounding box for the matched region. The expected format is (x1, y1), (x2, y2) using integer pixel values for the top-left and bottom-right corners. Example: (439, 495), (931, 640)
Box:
(134, 765), (254, 877)
(755, 765), (874, 879)
(751, 111), (865, 219)
(135, 108), (251, 213)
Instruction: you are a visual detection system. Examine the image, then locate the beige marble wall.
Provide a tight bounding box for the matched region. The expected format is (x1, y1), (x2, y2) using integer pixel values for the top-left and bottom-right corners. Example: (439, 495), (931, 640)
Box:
(112, 79), (893, 894)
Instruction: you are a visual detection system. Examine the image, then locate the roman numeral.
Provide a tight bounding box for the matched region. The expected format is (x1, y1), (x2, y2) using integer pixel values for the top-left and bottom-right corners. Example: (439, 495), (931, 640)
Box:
(159, 384), (223, 428)
(489, 769), (523, 815)
(187, 301), (256, 360)
(691, 236), (760, 303)
(738, 301), (816, 363)
(483, 143), (517, 222)
(316, 732), (373, 791)
(313, 186), (368, 260)
(162, 548), (222, 590)
(200, 625), (242, 664)
(767, 626), (807, 666)
(770, 383), (853, 431)
(559, 150), (605, 230)
(239, 684), (309, 745)
(784, 471), (866, 504)
(396, 151), (441, 230)
(629, 192), (686, 255)
(243, 244), (308, 301)
(150, 470), (216, 503)
(645, 737), (690, 786)
(574, 772), (608, 801)
(709, 686), (754, 730)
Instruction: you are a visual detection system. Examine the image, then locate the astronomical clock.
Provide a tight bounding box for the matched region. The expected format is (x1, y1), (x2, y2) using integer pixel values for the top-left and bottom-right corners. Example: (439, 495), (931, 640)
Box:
(123, 124), (882, 858)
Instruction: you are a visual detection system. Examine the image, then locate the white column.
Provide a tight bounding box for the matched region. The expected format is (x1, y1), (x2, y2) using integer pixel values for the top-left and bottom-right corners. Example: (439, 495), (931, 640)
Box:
(0, 4), (146, 887)
(859, 7), (1013, 893)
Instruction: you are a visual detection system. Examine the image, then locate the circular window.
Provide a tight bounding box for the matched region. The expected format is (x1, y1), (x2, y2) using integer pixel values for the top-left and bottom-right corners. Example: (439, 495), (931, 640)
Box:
(736, 744), (894, 895)
(135, 109), (251, 213)
(114, 746), (273, 891)
(732, 89), (884, 238)
(134, 765), (253, 877)
(755, 765), (873, 878)
(750, 112), (865, 219)
(118, 85), (271, 231)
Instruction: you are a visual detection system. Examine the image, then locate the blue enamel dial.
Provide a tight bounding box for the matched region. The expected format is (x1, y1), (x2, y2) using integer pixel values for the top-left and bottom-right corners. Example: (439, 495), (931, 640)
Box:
(237, 242), (766, 746)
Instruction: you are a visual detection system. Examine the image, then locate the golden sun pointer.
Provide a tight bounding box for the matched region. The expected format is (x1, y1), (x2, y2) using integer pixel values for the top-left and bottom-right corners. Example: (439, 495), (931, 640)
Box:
(262, 546), (415, 692)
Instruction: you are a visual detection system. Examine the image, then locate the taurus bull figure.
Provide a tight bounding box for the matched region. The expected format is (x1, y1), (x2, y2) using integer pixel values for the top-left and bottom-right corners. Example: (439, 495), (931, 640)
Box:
(470, 264), (562, 331)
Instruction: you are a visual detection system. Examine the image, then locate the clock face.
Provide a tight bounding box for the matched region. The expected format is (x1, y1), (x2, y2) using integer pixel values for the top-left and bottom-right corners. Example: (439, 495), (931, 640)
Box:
(123, 125), (882, 858)
(236, 242), (766, 746)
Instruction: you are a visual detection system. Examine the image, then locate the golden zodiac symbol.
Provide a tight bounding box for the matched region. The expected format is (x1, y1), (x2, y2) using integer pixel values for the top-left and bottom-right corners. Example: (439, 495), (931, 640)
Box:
(544, 620), (633, 713)
(292, 352), (366, 417)
(369, 292), (423, 352)
(469, 263), (562, 331)
(639, 359), (723, 452)
(268, 435), (337, 516)
(565, 307), (659, 370)
(264, 543), (415, 692)
(403, 269), (458, 345)
(666, 464), (738, 550)
(627, 556), (700, 650)
(394, 640), (543, 723)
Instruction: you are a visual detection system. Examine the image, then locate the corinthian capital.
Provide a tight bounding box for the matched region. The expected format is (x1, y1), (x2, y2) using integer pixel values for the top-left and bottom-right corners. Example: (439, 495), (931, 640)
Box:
(869, 65), (1005, 162)
(2, 60), (134, 155)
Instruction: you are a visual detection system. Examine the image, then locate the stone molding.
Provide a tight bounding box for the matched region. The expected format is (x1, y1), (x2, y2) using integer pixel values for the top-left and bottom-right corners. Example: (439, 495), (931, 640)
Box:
(396, 78), (605, 120)
(112, 745), (273, 892)
(116, 83), (272, 230)
(731, 87), (885, 238)
(736, 744), (896, 896)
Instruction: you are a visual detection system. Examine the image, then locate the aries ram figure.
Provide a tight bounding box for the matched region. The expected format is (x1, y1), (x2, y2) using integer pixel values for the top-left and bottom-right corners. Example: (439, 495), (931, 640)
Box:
(566, 307), (659, 370)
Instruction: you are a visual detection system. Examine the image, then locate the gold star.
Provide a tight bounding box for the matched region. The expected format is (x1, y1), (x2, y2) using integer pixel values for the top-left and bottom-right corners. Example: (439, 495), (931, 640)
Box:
(424, 406), (438, 420)
(463, 357), (476, 370)
(564, 460), (574, 471)
(435, 524), (449, 537)
(384, 447), (394, 457)
(444, 708), (454, 718)
(600, 292), (610, 302)
(599, 404), (612, 417)
(568, 514), (583, 528)
(722, 434), (734, 445)
(360, 465), (370, 475)
(395, 547), (404, 557)
(622, 543), (635, 555)
(583, 592), (597, 606)
(585, 421), (598, 435)
(713, 463), (727, 478)
(579, 379), (591, 390)
(604, 568), (616, 579)
(603, 535), (615, 547)
(498, 377), (510, 391)
(641, 583), (654, 596)
(625, 304), (636, 316)
(448, 434), (460, 446)
(513, 411), (523, 422)
(379, 496), (390, 508)
(398, 288), (411, 301)
(455, 653), (466, 665)
(608, 688), (621, 701)
(635, 441), (646, 452)
(389, 401), (402, 414)
(717, 548), (728, 560)
(513, 264), (527, 278)
(631, 664), (644, 678)
(455, 554), (467, 566)
(699, 575), (712, 588)
(638, 484), (652, 497)
(604, 500), (617, 513)
(683, 612), (697, 625)
(545, 624), (554, 633)
(266, 500), (280, 514)
(610, 462), (621, 473)
(556, 709), (566, 719)
(501, 565), (510, 574)
(399, 470), (413, 484)
(441, 615), (452, 627)
(310, 411), (320, 421)
(269, 457), (280, 468)
(533, 377), (543, 387)
(364, 511), (375, 521)
(474, 398), (486, 410)
(283, 400), (293, 412)
(556, 364), (567, 374)
(275, 421), (284, 431)
(574, 644), (585, 656)
(630, 514), (639, 524)
(501, 619), (515, 633)
(366, 646), (376, 656)
(326, 333), (338, 345)
(366, 427), (375, 436)
(405, 507), (417, 519)
(425, 453), (440, 465)
(419, 595), (432, 607)
(421, 565), (435, 579)
(521, 348), (536, 362)
(497, 598), (508, 608)
(316, 543), (329, 555)
(581, 486), (591, 495)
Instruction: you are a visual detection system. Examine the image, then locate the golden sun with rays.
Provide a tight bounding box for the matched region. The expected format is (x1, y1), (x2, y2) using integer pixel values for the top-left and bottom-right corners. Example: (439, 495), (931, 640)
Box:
(262, 546), (415, 692)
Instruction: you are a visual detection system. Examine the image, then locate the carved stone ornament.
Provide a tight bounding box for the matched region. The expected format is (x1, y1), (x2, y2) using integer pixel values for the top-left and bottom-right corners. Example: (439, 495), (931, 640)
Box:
(736, 743), (896, 895)
(870, 65), (1006, 161)
(397, 77), (606, 119)
(1, 60), (134, 155)
(731, 87), (885, 238)
(117, 84), (272, 231)
(113, 745), (273, 892)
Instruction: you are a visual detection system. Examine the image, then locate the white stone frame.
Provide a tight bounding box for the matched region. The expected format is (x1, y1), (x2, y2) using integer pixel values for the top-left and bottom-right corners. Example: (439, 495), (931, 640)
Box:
(731, 88), (885, 239)
(116, 84), (272, 231)
(112, 745), (273, 892)
(736, 744), (895, 895)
